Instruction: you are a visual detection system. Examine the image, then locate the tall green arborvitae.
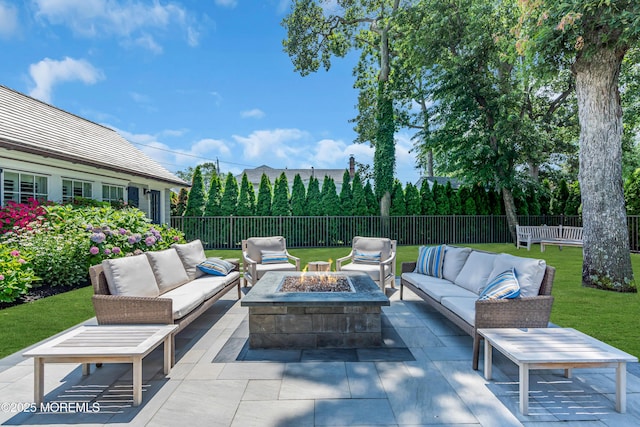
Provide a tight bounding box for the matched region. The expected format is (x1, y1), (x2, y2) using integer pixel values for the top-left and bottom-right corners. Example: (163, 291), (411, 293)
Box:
(272, 172), (291, 216)
(527, 184), (542, 216)
(472, 183), (490, 215)
(219, 172), (238, 216)
(321, 176), (340, 215)
(551, 179), (570, 215)
(184, 165), (206, 216)
(351, 173), (368, 215)
(236, 173), (255, 216)
(487, 188), (503, 215)
(204, 173), (222, 216)
(291, 174), (307, 216)
(405, 182), (421, 215)
(433, 181), (450, 215)
(363, 181), (378, 215)
(390, 180), (406, 216)
(306, 176), (323, 216)
(445, 182), (461, 215)
(255, 173), (272, 216)
(420, 180), (436, 215)
(175, 187), (188, 216)
(339, 169), (353, 216)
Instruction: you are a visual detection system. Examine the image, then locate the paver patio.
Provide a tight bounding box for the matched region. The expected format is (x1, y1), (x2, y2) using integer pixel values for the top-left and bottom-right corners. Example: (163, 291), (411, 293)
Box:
(1, 284), (639, 426)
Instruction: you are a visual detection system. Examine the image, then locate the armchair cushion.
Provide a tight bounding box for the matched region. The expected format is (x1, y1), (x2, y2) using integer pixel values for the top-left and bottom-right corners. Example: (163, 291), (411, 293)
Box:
(340, 262), (391, 282)
(172, 240), (207, 280)
(261, 250), (289, 264)
(352, 236), (392, 260)
(102, 254), (160, 297)
(146, 248), (190, 293)
(246, 236), (287, 263)
(353, 250), (382, 264)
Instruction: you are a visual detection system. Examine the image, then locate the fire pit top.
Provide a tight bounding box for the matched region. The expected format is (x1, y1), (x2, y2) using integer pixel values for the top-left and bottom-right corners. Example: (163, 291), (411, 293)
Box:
(278, 274), (354, 293)
(241, 271), (389, 307)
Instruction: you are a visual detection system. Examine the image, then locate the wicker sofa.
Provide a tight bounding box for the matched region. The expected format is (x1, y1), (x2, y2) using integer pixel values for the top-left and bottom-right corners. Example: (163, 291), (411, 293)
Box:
(89, 240), (241, 362)
(400, 246), (555, 370)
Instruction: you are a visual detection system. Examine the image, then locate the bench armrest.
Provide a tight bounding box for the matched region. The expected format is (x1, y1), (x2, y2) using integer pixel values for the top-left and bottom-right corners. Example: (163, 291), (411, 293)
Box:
(92, 295), (173, 324)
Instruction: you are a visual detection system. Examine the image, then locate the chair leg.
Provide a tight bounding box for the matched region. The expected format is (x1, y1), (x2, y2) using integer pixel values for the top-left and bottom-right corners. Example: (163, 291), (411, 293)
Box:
(472, 335), (481, 370)
(399, 283), (404, 300)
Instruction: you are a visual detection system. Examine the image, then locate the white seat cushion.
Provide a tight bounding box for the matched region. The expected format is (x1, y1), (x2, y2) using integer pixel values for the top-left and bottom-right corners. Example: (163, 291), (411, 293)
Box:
(340, 262), (391, 282)
(191, 271), (240, 299)
(172, 240), (207, 280)
(488, 253), (546, 298)
(402, 273), (477, 302)
(442, 246), (472, 282)
(454, 251), (498, 295)
(146, 248), (190, 293)
(255, 262), (298, 279)
(440, 296), (477, 327)
(161, 284), (206, 320)
(102, 254), (159, 297)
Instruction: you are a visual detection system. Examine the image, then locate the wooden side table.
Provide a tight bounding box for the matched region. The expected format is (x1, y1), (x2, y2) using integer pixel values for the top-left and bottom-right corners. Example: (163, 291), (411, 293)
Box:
(307, 261), (331, 272)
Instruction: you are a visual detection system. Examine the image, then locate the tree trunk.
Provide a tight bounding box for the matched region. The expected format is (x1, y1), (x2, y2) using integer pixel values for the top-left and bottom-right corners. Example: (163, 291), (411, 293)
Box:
(574, 46), (635, 292)
(502, 187), (518, 244)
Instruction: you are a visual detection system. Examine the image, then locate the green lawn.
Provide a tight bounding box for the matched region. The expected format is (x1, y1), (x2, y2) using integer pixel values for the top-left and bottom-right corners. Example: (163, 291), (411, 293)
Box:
(1, 244), (638, 359)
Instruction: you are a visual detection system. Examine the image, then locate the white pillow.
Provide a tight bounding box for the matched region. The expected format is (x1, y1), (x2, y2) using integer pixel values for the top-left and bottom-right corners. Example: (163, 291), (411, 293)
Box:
(442, 246), (472, 282)
(488, 253), (546, 298)
(102, 254), (159, 297)
(146, 249), (190, 293)
(454, 251), (498, 295)
(172, 240), (207, 280)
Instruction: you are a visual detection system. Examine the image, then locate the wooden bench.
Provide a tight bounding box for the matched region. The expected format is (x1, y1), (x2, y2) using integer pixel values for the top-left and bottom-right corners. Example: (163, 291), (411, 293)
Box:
(516, 224), (583, 251)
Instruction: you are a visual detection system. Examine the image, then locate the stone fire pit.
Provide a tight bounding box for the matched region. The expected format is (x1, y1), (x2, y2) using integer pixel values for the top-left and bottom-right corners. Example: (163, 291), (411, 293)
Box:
(241, 271), (389, 349)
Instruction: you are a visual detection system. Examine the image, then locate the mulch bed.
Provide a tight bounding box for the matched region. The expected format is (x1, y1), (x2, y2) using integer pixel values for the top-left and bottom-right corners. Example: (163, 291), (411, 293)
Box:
(0, 280), (90, 311)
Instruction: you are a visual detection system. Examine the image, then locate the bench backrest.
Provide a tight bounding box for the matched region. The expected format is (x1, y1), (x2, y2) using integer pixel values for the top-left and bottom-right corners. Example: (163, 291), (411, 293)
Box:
(561, 226), (583, 241)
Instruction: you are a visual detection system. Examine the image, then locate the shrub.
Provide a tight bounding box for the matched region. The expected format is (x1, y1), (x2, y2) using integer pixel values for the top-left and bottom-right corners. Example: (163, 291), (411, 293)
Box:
(0, 198), (47, 234)
(0, 246), (38, 302)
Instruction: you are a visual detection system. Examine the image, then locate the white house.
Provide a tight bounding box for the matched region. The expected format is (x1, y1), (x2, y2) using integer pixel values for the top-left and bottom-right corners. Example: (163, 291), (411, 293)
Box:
(0, 85), (187, 224)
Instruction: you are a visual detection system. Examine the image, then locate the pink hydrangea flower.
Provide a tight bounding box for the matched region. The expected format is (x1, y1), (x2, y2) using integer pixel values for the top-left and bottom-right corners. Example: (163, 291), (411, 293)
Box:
(89, 246), (100, 255)
(173, 236), (180, 241)
(104, 248), (111, 255)
(112, 247), (121, 254)
(10, 250), (20, 257)
(144, 236), (156, 246)
(0, 275), (4, 280)
(18, 259), (26, 264)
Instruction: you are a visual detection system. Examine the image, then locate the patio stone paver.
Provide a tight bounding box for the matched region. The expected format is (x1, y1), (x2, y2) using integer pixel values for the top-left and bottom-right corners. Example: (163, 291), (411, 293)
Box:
(0, 285), (639, 426)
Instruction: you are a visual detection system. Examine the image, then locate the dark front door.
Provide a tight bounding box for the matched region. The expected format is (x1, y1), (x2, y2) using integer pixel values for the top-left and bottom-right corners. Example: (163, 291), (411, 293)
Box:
(127, 186), (139, 208)
(150, 190), (161, 224)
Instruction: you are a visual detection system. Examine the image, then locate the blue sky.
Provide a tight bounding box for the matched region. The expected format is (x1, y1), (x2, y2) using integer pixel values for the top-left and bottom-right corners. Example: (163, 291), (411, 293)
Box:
(0, 0), (423, 185)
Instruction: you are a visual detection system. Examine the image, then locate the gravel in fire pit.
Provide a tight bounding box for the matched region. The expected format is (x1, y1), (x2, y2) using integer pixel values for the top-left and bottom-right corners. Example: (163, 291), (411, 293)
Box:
(279, 275), (352, 292)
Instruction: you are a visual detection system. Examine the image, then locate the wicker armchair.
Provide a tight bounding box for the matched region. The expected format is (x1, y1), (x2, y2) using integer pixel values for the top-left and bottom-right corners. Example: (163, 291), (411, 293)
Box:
(241, 236), (300, 286)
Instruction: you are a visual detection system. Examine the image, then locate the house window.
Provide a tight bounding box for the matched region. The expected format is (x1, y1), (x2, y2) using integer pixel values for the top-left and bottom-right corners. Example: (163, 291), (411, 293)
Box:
(102, 184), (125, 203)
(3, 171), (48, 204)
(62, 179), (92, 202)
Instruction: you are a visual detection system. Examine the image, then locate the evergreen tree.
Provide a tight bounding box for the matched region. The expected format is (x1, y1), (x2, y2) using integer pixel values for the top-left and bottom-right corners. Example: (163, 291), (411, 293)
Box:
(363, 181), (378, 215)
(339, 170), (353, 216)
(625, 169), (640, 215)
(204, 173), (222, 216)
(219, 172), (238, 216)
(433, 181), (450, 215)
(174, 188), (188, 216)
(539, 179), (552, 215)
(236, 173), (255, 216)
(272, 172), (291, 216)
(472, 184), (490, 215)
(351, 173), (368, 216)
(551, 179), (570, 215)
(321, 176), (340, 215)
(515, 187), (529, 215)
(459, 187), (477, 215)
(420, 180), (436, 215)
(527, 184), (542, 216)
(404, 182), (421, 215)
(488, 188), (503, 215)
(290, 174), (307, 216)
(255, 173), (272, 216)
(445, 182), (461, 215)
(306, 176), (323, 216)
(184, 165), (206, 217)
(389, 180), (406, 215)
(564, 181), (581, 216)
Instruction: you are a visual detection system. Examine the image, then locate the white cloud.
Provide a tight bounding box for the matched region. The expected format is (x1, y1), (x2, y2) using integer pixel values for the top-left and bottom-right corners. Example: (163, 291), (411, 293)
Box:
(0, 1), (18, 39)
(215, 0), (238, 7)
(28, 57), (104, 103)
(233, 128), (308, 160)
(130, 91), (151, 103)
(129, 33), (163, 54)
(32, 0), (199, 50)
(241, 108), (265, 119)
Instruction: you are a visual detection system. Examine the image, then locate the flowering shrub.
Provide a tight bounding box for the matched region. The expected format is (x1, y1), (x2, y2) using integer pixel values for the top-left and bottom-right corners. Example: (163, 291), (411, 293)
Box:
(0, 246), (38, 302)
(0, 198), (47, 234)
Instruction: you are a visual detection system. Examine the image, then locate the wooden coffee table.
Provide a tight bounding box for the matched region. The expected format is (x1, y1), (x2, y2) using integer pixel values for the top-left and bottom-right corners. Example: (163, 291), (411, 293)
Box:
(23, 324), (178, 407)
(478, 327), (637, 415)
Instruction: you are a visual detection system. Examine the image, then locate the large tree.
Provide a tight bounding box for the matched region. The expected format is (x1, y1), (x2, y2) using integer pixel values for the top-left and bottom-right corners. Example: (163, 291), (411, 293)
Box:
(204, 173), (222, 216)
(219, 173), (238, 216)
(521, 1), (640, 291)
(183, 165), (205, 217)
(255, 173), (273, 216)
(236, 173), (255, 216)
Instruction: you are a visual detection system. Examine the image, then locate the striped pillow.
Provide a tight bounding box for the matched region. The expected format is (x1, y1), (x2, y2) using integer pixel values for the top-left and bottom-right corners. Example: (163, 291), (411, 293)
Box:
(261, 250), (289, 264)
(197, 257), (235, 276)
(415, 245), (445, 277)
(479, 268), (521, 300)
(353, 250), (382, 264)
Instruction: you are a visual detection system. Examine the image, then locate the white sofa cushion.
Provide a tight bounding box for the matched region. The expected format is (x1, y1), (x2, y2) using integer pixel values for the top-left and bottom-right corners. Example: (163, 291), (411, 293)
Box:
(454, 251), (498, 295)
(191, 271), (240, 299)
(442, 246), (472, 282)
(102, 254), (159, 297)
(172, 240), (207, 280)
(440, 296), (477, 327)
(402, 272), (477, 302)
(146, 248), (190, 293)
(488, 253), (546, 298)
(341, 262), (391, 282)
(161, 284), (206, 320)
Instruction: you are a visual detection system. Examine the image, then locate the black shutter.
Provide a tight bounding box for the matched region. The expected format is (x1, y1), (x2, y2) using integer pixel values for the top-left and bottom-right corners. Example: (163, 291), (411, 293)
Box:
(127, 186), (139, 208)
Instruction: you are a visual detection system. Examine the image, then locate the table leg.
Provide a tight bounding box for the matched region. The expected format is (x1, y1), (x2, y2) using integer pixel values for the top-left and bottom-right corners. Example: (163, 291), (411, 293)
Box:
(484, 340), (493, 380)
(132, 357), (142, 406)
(616, 362), (627, 413)
(163, 335), (172, 375)
(519, 363), (529, 415)
(82, 363), (90, 376)
(34, 357), (44, 406)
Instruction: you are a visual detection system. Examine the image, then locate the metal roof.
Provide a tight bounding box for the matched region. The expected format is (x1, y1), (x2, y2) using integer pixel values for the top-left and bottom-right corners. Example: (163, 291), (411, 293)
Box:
(0, 85), (187, 187)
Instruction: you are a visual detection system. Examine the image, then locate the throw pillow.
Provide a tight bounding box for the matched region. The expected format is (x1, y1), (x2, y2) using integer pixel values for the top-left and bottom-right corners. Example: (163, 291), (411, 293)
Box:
(353, 250), (382, 264)
(414, 245), (445, 278)
(478, 268), (521, 300)
(197, 257), (235, 276)
(261, 250), (289, 264)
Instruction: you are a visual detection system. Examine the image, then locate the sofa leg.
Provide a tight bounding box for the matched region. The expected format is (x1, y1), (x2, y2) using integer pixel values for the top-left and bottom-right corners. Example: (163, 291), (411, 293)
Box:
(472, 335), (481, 370)
(399, 284), (404, 300)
